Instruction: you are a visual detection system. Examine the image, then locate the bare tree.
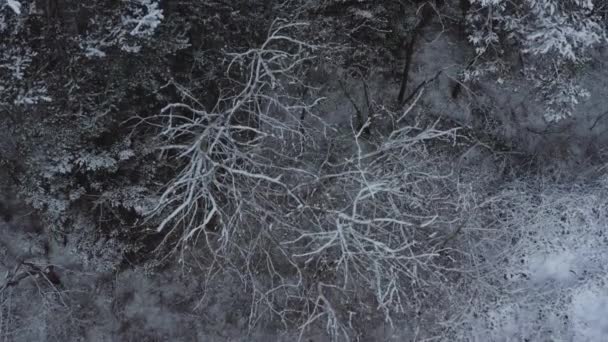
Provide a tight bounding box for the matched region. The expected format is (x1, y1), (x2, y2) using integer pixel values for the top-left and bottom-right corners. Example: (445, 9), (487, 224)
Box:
(146, 17), (517, 341)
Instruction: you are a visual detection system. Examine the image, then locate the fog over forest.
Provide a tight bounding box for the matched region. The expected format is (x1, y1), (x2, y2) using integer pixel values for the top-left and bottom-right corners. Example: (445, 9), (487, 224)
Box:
(1, 0), (608, 341)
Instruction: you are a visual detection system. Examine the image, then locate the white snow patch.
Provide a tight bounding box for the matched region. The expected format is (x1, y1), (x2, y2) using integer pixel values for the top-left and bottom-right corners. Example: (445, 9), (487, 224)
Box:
(571, 280), (608, 341)
(6, 0), (21, 15)
(528, 250), (577, 283)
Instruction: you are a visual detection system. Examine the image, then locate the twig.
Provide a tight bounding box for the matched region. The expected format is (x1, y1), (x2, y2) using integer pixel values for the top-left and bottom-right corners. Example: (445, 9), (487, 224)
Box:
(400, 70), (443, 106)
(589, 110), (608, 131)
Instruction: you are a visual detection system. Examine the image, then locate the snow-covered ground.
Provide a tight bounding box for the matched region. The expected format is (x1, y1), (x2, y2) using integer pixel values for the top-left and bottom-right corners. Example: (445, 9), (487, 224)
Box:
(469, 181), (608, 341)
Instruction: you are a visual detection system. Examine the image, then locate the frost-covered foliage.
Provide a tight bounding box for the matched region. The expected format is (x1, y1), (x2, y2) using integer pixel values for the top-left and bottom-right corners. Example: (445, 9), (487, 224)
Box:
(0, 1), (164, 238)
(0, 4), (51, 108)
(525, 62), (591, 122)
(123, 0), (163, 37)
(467, 0), (605, 60)
(0, 0), (276, 263)
(466, 0), (606, 121)
(80, 0), (164, 57)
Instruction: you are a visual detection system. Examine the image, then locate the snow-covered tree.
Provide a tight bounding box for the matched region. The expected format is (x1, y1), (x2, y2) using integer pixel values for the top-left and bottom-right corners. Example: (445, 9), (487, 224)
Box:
(467, 0), (605, 60)
(0, 0), (300, 266)
(466, 0), (606, 121)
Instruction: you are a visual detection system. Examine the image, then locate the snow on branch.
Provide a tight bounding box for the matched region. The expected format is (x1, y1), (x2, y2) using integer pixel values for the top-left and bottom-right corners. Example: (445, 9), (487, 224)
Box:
(5, 0), (21, 15)
(123, 0), (164, 37)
